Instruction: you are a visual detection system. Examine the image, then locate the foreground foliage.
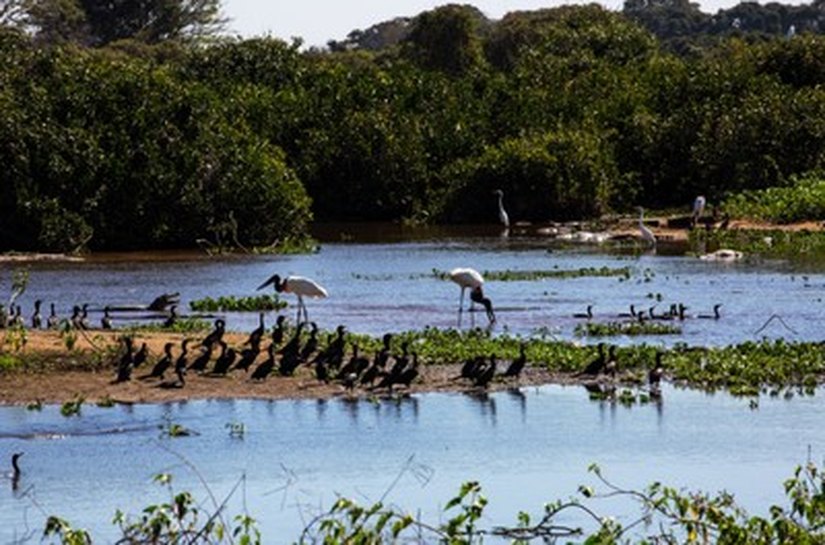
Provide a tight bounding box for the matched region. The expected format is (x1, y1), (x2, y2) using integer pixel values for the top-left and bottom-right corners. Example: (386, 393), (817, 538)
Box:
(44, 460), (825, 543)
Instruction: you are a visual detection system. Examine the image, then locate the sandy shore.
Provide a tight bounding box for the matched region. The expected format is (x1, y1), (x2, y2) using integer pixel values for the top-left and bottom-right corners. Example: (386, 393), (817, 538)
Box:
(0, 330), (562, 406)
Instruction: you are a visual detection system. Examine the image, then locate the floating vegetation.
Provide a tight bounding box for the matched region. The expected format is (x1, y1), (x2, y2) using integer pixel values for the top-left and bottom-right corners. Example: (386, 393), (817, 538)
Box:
(96, 396), (116, 408)
(574, 321), (682, 337)
(189, 294), (287, 312)
(429, 266), (632, 282)
(60, 396), (84, 417)
(692, 228), (825, 261)
(159, 420), (197, 438)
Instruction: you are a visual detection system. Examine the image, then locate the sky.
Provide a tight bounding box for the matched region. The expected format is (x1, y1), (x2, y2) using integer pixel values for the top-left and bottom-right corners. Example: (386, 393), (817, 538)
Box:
(221, 0), (805, 47)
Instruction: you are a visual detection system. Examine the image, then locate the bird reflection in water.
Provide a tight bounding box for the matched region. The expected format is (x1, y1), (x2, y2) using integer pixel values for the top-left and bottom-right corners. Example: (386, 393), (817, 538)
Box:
(505, 387), (527, 422)
(465, 390), (497, 427)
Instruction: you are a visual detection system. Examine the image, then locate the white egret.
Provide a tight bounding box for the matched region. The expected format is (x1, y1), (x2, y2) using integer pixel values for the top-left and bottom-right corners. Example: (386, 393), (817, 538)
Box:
(493, 189), (509, 228)
(692, 195), (707, 227)
(449, 267), (496, 323)
(637, 207), (657, 249)
(258, 274), (328, 324)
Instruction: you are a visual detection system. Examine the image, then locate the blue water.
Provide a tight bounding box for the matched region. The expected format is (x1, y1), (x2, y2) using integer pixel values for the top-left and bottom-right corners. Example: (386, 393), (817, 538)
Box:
(2, 229), (825, 541)
(1, 230), (824, 346)
(1, 386), (823, 542)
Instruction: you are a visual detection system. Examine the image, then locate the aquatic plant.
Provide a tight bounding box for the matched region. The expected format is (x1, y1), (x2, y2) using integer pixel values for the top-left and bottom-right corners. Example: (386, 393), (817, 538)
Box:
(60, 396), (84, 417)
(189, 295), (287, 312)
(429, 266), (632, 282)
(691, 227), (825, 261)
(574, 321), (682, 337)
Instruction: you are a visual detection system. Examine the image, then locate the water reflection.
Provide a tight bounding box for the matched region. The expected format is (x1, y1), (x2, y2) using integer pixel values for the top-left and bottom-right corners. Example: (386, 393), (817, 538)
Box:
(1, 386), (824, 541)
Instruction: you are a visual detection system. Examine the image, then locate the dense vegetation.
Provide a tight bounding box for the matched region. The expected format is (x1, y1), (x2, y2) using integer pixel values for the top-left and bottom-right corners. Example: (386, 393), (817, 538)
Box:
(5, 1), (825, 251)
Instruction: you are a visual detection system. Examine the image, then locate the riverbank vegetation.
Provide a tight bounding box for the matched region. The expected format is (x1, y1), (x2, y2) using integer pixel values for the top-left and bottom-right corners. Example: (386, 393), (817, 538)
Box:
(1, 328), (823, 401)
(5, 2), (825, 251)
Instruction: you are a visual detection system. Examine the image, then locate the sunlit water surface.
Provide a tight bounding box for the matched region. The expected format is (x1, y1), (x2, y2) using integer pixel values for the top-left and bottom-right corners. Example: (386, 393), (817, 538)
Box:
(2, 226), (825, 541)
(1, 386), (824, 542)
(2, 225), (825, 346)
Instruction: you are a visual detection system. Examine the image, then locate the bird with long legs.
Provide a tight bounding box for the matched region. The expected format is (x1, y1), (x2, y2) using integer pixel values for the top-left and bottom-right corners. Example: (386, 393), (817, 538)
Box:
(449, 267), (496, 325)
(637, 207), (657, 250)
(692, 195), (707, 228)
(493, 189), (510, 228)
(258, 274), (327, 324)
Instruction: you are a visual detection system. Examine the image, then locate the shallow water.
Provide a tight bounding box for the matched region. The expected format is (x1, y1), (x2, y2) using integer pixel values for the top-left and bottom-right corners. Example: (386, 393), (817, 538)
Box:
(0, 386), (823, 542)
(1, 225), (823, 346)
(2, 225), (825, 541)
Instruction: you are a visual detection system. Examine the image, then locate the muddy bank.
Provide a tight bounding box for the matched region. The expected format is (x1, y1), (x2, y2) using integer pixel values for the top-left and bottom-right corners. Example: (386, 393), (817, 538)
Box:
(0, 330), (563, 406)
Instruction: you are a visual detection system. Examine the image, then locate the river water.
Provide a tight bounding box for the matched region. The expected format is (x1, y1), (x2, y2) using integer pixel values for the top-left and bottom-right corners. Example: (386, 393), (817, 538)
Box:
(1, 224), (823, 346)
(1, 385), (824, 542)
(1, 225), (824, 541)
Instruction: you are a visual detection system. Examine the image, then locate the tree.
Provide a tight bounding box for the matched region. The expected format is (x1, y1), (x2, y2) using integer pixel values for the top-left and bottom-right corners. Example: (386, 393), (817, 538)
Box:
(401, 4), (488, 76)
(25, 0), (226, 46)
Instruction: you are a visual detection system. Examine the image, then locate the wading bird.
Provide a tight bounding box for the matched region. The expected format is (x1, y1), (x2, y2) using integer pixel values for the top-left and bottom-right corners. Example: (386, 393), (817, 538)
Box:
(449, 267), (496, 324)
(494, 189), (509, 228)
(638, 207), (657, 249)
(258, 274), (327, 324)
(692, 195), (707, 227)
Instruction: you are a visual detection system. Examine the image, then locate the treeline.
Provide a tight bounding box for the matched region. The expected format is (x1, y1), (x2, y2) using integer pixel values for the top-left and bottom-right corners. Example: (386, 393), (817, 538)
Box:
(3, 3), (825, 251)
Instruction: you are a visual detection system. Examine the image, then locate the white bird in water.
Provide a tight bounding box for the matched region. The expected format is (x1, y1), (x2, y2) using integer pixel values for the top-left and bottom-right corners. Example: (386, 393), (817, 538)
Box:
(449, 267), (496, 324)
(493, 189), (509, 228)
(258, 274), (328, 324)
(637, 206), (657, 250)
